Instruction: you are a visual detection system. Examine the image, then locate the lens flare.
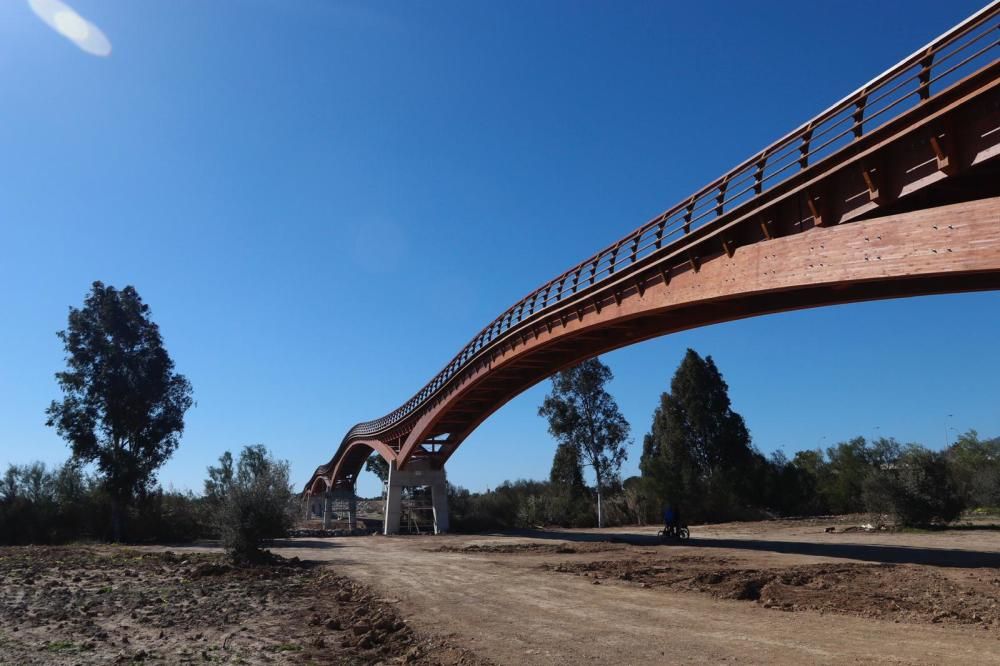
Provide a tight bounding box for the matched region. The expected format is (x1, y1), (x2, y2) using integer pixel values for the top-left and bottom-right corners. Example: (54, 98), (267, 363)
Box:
(28, 0), (111, 57)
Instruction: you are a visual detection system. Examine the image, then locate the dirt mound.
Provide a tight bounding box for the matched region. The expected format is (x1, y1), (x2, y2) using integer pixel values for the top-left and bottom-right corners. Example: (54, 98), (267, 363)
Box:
(550, 556), (1000, 628)
(0, 545), (489, 665)
(436, 542), (625, 555)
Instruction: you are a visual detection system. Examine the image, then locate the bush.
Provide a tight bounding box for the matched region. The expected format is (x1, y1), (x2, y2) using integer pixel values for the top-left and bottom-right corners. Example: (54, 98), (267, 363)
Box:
(863, 448), (965, 527)
(206, 445), (294, 563)
(0, 460), (215, 545)
(945, 431), (1000, 509)
(132, 489), (212, 543)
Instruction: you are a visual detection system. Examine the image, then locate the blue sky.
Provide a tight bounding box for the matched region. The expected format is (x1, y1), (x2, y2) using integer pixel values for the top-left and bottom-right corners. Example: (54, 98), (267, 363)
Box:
(1, 0), (996, 498)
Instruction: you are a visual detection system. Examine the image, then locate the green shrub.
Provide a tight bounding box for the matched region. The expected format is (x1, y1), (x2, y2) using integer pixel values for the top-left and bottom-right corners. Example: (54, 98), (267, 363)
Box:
(863, 448), (965, 526)
(206, 445), (294, 563)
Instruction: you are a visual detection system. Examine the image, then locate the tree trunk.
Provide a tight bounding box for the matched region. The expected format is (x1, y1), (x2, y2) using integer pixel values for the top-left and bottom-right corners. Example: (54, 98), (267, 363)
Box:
(110, 496), (124, 542)
(595, 466), (605, 528)
(596, 487), (603, 528)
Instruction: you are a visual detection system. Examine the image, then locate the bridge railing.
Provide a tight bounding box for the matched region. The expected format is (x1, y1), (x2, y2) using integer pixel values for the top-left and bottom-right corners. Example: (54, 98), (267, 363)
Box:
(330, 3), (1000, 453)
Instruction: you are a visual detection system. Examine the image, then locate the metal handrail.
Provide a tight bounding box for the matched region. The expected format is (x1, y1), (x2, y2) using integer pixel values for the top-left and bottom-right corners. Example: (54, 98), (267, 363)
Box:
(322, 2), (1000, 463)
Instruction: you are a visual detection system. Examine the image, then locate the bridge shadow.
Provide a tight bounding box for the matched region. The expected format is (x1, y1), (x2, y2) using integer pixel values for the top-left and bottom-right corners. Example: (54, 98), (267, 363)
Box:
(498, 529), (1000, 569)
(266, 538), (345, 550)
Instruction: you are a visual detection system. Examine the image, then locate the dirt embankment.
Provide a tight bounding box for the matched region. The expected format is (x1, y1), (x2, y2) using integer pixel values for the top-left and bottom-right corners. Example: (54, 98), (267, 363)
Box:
(0, 546), (489, 665)
(433, 542), (624, 555)
(547, 554), (1000, 628)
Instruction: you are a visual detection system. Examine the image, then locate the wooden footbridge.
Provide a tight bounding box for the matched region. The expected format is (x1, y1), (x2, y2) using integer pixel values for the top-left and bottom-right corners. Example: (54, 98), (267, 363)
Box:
(305, 3), (1000, 534)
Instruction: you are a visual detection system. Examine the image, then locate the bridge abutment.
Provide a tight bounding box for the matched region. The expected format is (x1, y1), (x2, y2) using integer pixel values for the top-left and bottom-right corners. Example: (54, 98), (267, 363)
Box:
(383, 459), (449, 535)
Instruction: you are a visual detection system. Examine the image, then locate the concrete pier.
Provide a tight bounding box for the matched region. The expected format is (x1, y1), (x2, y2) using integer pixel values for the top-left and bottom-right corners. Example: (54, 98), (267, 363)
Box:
(383, 459), (448, 535)
(306, 492), (324, 520)
(328, 489), (358, 530)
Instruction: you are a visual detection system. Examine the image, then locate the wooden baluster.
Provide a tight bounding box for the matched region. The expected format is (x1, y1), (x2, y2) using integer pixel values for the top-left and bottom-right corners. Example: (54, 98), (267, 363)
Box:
(799, 125), (813, 170)
(918, 49), (934, 101)
(853, 94), (868, 139)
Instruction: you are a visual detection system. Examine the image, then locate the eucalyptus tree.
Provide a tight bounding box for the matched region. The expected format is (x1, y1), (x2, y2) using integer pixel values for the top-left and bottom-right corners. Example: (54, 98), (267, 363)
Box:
(539, 357), (630, 527)
(47, 281), (193, 541)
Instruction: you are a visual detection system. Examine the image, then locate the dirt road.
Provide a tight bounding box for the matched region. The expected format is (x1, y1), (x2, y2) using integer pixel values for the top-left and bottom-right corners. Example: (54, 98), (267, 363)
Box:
(165, 518), (1000, 664)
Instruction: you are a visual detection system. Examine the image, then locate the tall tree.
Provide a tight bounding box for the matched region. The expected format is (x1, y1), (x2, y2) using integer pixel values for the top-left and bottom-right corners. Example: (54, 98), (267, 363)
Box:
(821, 437), (876, 514)
(46, 281), (193, 541)
(548, 442), (588, 525)
(364, 452), (390, 501)
(205, 451), (234, 504)
(549, 443), (585, 492)
(640, 349), (755, 522)
(364, 453), (390, 485)
(539, 357), (630, 527)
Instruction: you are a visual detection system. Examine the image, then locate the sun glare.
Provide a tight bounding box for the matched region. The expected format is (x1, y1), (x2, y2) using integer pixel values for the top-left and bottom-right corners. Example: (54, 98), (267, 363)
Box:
(28, 0), (111, 57)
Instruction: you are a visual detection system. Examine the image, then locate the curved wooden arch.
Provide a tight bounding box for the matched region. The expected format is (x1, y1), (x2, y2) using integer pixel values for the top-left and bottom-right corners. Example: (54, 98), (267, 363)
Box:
(394, 196), (1000, 462)
(308, 476), (330, 495)
(314, 195), (1000, 492)
(325, 439), (399, 491)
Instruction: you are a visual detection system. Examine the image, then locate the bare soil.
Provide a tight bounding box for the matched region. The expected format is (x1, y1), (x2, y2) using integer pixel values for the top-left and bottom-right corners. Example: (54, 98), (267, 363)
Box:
(5, 518), (1000, 664)
(547, 555), (1000, 627)
(433, 542), (624, 555)
(0, 546), (486, 665)
(253, 518), (1000, 664)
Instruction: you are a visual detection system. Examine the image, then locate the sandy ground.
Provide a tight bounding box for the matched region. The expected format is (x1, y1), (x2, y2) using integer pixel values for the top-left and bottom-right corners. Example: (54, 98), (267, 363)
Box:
(254, 518), (1000, 664)
(4, 517), (1000, 664)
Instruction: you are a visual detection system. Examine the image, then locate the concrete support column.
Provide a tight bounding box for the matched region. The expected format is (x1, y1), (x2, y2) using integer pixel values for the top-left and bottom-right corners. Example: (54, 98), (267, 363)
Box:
(303, 493), (311, 520)
(347, 494), (358, 531)
(384, 462), (403, 535)
(382, 459), (448, 535)
(431, 476), (449, 535)
(325, 488), (359, 530)
(322, 491), (332, 529)
(312, 495), (323, 518)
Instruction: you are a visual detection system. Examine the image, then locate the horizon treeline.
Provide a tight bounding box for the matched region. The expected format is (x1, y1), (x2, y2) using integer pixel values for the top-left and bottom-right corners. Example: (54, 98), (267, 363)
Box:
(448, 349), (999, 531)
(3, 347), (998, 542)
(447, 429), (999, 532)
